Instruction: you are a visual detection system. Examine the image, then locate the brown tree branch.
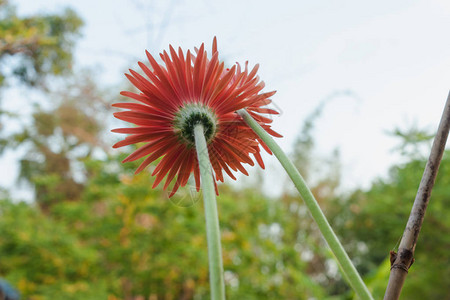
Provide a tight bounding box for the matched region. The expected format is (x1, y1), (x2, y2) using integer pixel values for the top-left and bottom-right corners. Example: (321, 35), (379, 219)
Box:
(383, 91), (450, 300)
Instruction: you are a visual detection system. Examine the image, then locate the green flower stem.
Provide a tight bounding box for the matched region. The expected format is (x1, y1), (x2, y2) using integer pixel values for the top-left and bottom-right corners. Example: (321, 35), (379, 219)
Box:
(194, 124), (226, 300)
(237, 109), (373, 300)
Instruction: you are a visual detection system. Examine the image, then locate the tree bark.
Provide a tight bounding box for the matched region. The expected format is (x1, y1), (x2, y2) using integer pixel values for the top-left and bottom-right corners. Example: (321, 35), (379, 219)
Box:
(383, 91), (450, 300)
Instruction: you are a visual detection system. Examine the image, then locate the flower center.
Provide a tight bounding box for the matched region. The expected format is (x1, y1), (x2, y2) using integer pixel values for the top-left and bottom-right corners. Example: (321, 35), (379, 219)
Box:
(173, 103), (218, 145)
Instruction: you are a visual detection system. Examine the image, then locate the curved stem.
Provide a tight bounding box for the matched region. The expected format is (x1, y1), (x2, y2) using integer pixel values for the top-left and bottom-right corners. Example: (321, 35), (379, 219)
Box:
(194, 124), (226, 300)
(238, 109), (373, 300)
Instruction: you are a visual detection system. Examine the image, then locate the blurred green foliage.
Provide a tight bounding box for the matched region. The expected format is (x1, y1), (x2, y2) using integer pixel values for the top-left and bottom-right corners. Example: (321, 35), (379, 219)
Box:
(0, 197), (107, 299)
(1, 154), (327, 299)
(1, 126), (449, 299)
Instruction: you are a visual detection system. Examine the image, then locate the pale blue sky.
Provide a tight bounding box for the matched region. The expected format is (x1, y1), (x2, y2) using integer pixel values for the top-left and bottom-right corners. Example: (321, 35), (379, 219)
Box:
(4, 0), (450, 197)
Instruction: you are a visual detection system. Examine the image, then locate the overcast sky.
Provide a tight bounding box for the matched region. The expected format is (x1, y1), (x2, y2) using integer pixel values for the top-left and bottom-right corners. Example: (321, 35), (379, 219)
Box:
(5, 0), (450, 197)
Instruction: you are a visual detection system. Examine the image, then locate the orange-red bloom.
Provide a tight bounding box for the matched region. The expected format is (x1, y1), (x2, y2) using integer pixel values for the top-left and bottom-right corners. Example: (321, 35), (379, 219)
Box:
(113, 38), (281, 197)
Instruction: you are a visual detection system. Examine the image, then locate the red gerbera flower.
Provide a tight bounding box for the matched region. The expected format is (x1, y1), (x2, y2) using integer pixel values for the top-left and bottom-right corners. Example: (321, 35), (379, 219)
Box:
(112, 37), (281, 197)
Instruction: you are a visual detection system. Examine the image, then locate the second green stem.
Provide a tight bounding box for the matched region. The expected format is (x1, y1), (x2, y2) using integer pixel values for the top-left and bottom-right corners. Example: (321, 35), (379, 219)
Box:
(238, 109), (373, 300)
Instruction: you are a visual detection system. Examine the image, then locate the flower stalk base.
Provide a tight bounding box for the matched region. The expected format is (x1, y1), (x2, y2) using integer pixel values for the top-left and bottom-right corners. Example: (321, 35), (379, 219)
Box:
(194, 124), (226, 300)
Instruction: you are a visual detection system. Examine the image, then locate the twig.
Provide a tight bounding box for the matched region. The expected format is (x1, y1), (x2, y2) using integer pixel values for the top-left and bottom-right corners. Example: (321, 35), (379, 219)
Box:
(383, 91), (450, 300)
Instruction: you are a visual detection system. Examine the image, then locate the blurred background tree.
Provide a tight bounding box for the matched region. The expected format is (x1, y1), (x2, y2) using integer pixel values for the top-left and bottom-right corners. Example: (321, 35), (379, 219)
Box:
(0, 0), (449, 299)
(0, 0), (113, 210)
(0, 0), (82, 88)
(11, 72), (112, 210)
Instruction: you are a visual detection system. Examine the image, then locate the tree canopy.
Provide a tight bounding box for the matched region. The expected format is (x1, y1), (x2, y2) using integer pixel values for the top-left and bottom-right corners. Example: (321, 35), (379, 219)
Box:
(0, 0), (82, 87)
